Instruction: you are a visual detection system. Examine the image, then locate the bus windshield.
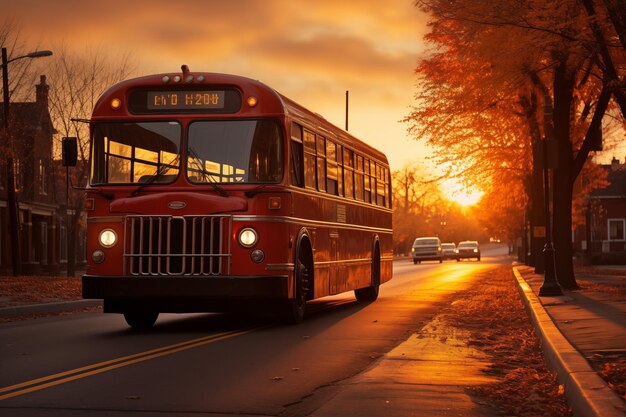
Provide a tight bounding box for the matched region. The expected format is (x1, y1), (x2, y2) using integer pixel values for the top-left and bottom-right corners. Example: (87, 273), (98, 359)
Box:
(90, 121), (181, 185)
(186, 120), (282, 184)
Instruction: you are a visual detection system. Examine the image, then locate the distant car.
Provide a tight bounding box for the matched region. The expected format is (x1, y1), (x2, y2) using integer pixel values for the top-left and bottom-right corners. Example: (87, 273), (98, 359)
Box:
(456, 241), (481, 261)
(411, 237), (443, 264)
(441, 243), (457, 260)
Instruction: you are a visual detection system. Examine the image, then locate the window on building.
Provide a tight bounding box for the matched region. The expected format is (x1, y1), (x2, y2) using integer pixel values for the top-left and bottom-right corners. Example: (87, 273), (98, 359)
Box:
(39, 160), (48, 195)
(608, 219), (625, 241)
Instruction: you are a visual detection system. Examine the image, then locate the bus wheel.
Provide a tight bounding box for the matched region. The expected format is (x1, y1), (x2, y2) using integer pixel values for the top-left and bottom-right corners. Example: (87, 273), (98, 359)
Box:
(355, 246), (380, 302)
(123, 312), (159, 329)
(282, 249), (310, 324)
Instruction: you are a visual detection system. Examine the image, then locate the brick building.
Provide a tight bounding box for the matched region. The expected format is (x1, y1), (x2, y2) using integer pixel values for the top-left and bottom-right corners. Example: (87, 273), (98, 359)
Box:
(0, 75), (68, 274)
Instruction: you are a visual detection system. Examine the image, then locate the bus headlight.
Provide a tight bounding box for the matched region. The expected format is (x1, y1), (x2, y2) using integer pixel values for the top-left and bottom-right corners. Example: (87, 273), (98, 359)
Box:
(238, 228), (258, 248)
(99, 229), (117, 247)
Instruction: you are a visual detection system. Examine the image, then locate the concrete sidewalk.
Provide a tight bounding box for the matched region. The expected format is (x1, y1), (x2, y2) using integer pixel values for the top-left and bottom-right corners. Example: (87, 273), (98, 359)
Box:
(514, 265), (626, 417)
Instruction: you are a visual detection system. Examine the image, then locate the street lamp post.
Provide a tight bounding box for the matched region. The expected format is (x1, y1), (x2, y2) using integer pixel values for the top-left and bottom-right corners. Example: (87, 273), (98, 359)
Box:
(1, 47), (53, 276)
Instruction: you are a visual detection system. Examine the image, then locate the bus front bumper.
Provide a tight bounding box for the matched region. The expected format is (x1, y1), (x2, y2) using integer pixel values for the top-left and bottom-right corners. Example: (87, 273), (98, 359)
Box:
(82, 275), (289, 313)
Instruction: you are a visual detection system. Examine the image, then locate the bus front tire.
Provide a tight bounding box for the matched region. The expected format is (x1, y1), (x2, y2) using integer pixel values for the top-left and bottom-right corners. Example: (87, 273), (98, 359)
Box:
(124, 312), (159, 329)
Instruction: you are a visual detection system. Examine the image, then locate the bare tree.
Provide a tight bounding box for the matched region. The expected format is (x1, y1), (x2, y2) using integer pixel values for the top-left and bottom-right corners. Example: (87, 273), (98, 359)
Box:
(47, 44), (135, 276)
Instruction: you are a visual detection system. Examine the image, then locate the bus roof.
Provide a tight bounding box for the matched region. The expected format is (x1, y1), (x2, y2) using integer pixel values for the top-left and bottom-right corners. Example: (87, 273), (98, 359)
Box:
(93, 69), (389, 166)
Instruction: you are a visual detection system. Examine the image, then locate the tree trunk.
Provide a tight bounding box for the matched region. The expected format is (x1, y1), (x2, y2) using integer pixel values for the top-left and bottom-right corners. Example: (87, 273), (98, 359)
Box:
(530, 164), (546, 273)
(551, 60), (578, 290)
(519, 91), (546, 272)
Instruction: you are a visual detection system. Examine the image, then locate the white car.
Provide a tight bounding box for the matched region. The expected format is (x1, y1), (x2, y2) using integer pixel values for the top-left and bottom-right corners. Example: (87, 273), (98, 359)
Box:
(411, 237), (443, 264)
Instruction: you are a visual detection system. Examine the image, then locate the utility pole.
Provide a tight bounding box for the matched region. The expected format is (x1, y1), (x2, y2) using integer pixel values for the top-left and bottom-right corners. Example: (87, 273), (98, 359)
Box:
(345, 90), (349, 131)
(2, 47), (22, 276)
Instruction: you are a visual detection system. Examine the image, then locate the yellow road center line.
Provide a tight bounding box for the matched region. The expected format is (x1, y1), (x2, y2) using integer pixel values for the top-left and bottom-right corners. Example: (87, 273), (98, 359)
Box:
(0, 327), (260, 401)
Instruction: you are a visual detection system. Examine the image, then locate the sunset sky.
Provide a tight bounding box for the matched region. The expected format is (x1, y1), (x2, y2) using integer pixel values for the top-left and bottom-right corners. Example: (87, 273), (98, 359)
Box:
(3, 0), (624, 205)
(3, 0), (432, 172)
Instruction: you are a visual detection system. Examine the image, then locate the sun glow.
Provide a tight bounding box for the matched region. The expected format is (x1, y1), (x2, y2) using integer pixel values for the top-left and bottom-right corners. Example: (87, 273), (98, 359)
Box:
(442, 179), (483, 206)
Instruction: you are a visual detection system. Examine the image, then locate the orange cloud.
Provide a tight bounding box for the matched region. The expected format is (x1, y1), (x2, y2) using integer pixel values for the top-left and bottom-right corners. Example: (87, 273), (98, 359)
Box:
(2, 0), (430, 168)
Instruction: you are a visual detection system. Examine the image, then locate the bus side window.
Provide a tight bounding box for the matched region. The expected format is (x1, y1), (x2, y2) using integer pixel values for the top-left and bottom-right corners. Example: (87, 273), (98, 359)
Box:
(316, 135), (326, 192)
(354, 154), (364, 201)
(376, 164), (386, 206)
(364, 159), (372, 203)
(326, 140), (338, 195)
(303, 128), (317, 189)
(343, 148), (354, 199)
(336, 144), (343, 197)
(290, 123), (304, 187)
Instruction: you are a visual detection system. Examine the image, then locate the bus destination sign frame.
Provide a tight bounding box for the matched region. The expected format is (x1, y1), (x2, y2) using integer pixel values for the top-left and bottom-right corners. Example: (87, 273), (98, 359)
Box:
(147, 91), (226, 110)
(128, 87), (242, 114)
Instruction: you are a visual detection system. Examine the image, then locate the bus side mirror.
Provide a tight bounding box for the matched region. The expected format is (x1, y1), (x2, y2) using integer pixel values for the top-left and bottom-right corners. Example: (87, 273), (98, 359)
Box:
(62, 137), (78, 167)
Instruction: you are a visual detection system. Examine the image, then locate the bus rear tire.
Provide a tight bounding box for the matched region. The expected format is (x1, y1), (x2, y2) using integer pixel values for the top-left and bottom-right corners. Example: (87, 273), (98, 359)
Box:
(355, 245), (380, 302)
(124, 312), (159, 329)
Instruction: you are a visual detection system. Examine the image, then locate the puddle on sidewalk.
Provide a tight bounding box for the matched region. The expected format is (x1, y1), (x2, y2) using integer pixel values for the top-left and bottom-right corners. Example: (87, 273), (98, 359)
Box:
(355, 316), (498, 386)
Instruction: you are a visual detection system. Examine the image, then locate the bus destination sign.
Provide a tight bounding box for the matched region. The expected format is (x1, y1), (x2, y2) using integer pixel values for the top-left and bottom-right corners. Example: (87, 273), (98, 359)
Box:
(147, 91), (226, 110)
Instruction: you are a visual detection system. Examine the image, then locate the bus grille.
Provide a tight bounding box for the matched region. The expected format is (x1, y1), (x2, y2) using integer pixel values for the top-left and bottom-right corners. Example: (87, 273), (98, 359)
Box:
(124, 215), (232, 276)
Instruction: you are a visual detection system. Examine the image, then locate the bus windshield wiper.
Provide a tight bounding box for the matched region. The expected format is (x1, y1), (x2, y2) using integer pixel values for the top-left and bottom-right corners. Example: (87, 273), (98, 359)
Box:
(130, 156), (179, 197)
(188, 148), (229, 197)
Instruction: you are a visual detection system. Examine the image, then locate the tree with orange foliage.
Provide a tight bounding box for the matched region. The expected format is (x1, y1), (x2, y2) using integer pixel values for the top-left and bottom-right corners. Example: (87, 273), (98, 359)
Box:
(408, 0), (621, 289)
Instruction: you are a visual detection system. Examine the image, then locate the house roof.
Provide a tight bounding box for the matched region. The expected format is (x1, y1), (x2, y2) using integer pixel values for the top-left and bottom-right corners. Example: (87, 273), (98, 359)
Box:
(591, 165), (626, 198)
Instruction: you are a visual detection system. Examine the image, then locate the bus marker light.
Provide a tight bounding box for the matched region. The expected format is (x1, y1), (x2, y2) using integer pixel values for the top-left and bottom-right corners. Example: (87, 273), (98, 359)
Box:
(85, 198), (95, 211)
(173, 75), (181, 83)
(92, 250), (105, 264)
(268, 197), (281, 210)
(162, 76), (170, 83)
(250, 249), (265, 263)
(239, 228), (258, 248)
(247, 96), (258, 107)
(110, 98), (122, 110)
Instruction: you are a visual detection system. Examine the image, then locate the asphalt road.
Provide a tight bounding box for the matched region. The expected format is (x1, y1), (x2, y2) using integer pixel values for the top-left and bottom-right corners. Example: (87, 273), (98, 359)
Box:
(0, 244), (511, 417)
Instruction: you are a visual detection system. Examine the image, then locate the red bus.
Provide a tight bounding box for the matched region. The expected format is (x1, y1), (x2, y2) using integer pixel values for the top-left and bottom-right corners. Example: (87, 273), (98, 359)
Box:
(82, 66), (393, 328)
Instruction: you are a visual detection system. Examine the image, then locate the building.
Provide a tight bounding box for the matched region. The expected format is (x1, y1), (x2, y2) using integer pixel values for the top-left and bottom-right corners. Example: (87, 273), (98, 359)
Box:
(579, 157), (626, 264)
(0, 75), (66, 275)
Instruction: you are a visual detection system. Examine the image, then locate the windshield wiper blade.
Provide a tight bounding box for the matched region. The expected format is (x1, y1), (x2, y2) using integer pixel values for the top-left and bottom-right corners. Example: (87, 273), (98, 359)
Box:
(130, 156), (179, 197)
(130, 171), (163, 197)
(188, 148), (229, 198)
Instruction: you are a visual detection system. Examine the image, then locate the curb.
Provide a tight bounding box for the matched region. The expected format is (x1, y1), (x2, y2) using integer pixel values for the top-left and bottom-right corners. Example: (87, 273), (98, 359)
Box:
(512, 267), (626, 417)
(0, 299), (102, 318)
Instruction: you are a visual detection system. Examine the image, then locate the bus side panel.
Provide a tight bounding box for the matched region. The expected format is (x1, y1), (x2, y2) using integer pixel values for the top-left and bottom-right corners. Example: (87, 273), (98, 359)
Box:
(291, 189), (392, 298)
(380, 231), (394, 284)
